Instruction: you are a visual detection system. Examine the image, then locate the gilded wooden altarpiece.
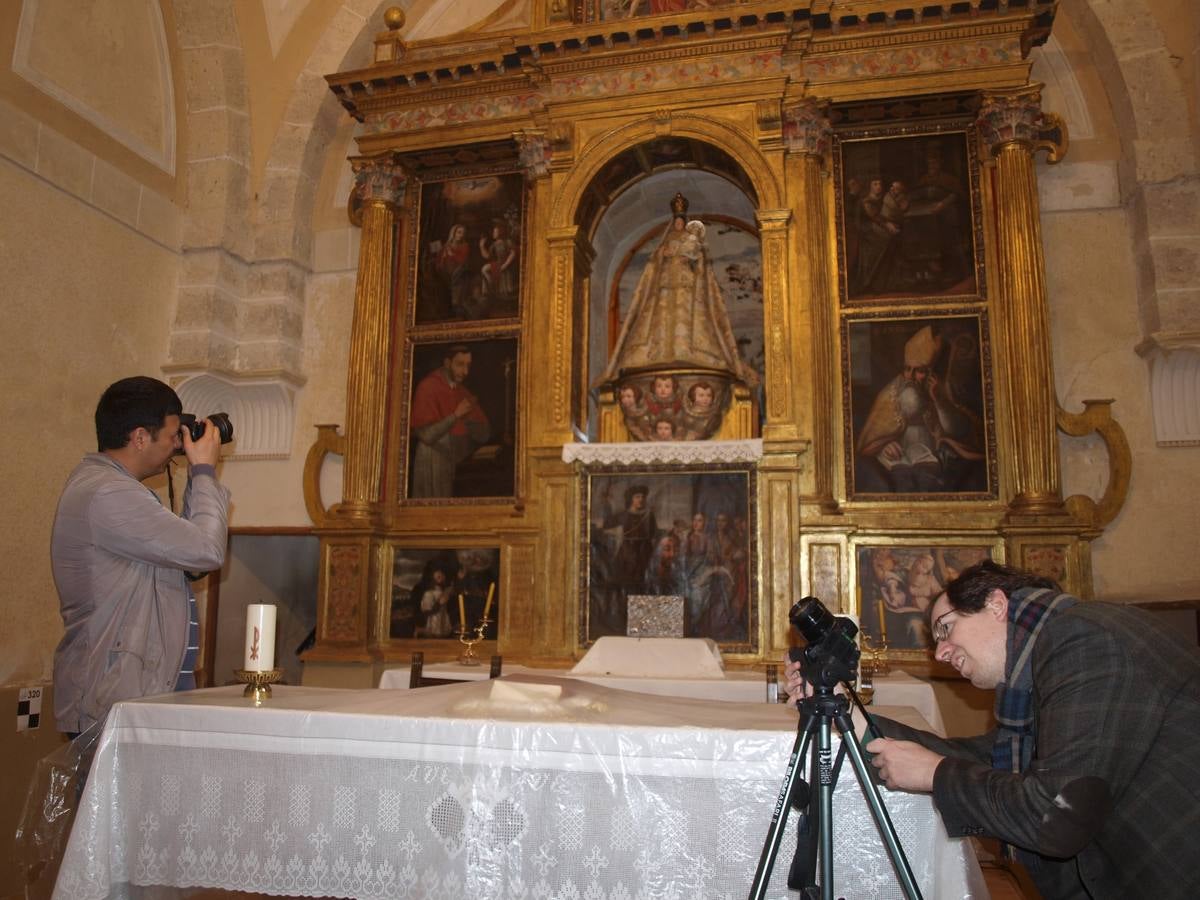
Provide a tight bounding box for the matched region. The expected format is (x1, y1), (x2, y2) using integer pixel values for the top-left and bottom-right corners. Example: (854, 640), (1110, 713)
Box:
(302, 1), (1132, 682)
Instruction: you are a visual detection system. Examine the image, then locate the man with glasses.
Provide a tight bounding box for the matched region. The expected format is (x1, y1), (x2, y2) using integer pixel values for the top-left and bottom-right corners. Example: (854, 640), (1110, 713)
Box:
(786, 560), (1200, 900)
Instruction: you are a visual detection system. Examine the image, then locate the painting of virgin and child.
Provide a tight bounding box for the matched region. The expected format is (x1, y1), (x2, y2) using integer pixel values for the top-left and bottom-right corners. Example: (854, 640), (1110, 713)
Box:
(857, 545), (994, 652)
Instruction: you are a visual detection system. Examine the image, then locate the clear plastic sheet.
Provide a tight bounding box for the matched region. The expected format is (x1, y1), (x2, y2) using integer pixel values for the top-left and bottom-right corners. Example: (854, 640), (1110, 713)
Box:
(53, 677), (986, 899)
(16, 721), (103, 898)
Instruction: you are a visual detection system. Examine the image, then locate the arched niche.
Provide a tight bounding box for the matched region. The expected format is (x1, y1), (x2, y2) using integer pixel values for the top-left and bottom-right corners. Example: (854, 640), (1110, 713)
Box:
(570, 134), (767, 441)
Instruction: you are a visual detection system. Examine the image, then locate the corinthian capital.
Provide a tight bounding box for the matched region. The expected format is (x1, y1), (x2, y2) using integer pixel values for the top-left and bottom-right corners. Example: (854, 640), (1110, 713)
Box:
(978, 84), (1069, 162)
(350, 153), (407, 207)
(515, 130), (551, 179)
(782, 99), (832, 159)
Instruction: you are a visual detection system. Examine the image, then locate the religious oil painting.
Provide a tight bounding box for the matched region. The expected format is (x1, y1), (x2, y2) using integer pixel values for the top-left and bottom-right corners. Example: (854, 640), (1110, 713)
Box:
(844, 313), (996, 500)
(836, 129), (984, 304)
(414, 173), (524, 324)
(403, 337), (518, 502)
(593, 0), (734, 21)
(581, 466), (756, 653)
(856, 543), (996, 658)
(389, 547), (500, 641)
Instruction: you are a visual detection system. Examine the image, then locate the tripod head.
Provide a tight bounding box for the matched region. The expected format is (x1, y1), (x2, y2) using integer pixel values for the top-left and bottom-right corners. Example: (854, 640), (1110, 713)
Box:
(788, 596), (860, 691)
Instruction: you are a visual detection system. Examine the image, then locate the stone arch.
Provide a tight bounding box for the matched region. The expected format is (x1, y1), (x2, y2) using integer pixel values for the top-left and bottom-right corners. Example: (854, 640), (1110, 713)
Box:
(167, 0), (253, 376)
(165, 1), (383, 456)
(1069, 0), (1196, 332)
(1067, 0), (1200, 444)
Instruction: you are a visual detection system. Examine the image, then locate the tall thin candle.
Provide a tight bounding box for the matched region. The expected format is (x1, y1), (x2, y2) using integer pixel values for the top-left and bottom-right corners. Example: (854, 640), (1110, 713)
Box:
(482, 583), (495, 621)
(458, 593), (466, 629)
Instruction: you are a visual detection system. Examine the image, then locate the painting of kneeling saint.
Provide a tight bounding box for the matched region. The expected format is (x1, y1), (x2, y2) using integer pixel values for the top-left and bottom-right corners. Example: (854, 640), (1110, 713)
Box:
(845, 314), (994, 498)
(857, 545), (993, 653)
(390, 547), (499, 640)
(405, 338), (517, 500)
(583, 468), (756, 652)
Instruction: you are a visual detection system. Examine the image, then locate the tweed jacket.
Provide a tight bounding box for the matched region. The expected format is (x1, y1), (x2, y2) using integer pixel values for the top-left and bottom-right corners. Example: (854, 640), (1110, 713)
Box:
(878, 600), (1200, 900)
(51, 453), (229, 733)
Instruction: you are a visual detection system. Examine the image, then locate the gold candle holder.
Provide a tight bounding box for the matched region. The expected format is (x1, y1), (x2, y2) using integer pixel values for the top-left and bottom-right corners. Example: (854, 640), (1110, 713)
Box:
(234, 668), (283, 705)
(456, 619), (491, 665)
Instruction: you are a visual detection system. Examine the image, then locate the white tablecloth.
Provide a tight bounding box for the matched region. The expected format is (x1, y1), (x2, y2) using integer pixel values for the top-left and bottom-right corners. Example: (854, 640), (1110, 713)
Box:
(379, 665), (947, 735)
(55, 677), (983, 900)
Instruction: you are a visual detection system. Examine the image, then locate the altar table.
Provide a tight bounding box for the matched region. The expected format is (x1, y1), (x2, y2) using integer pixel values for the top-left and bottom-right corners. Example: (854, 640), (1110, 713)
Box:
(54, 677), (984, 900)
(378, 664), (948, 735)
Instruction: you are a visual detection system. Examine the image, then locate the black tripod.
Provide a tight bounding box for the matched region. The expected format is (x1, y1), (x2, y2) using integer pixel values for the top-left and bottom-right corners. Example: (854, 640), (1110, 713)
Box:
(747, 682), (924, 900)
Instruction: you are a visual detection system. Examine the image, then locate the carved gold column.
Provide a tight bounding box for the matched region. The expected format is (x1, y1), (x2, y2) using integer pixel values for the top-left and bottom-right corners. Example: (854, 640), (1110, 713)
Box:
(757, 208), (796, 444)
(519, 130), (578, 446)
(979, 86), (1066, 517)
(783, 99), (837, 510)
(336, 152), (407, 522)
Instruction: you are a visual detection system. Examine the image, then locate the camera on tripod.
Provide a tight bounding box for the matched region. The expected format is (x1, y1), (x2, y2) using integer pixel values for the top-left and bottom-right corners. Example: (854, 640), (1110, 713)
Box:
(789, 596), (860, 690)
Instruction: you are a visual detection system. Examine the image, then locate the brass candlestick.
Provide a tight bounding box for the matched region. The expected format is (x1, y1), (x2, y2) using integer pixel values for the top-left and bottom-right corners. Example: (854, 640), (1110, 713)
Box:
(235, 668), (283, 705)
(456, 619), (491, 665)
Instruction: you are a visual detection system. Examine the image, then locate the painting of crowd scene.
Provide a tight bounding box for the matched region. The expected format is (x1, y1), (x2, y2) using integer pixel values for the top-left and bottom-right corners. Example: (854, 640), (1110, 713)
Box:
(389, 547), (500, 641)
(594, 0), (734, 21)
(414, 173), (523, 324)
(837, 130), (982, 303)
(857, 545), (994, 653)
(583, 468), (755, 651)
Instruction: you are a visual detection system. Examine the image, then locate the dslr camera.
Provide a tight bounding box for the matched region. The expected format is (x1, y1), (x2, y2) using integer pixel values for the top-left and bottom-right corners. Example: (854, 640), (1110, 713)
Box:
(178, 412), (234, 445)
(788, 596), (860, 690)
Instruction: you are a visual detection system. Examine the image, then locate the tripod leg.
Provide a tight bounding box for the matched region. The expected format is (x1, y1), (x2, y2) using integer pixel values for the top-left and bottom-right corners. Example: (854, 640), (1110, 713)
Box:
(747, 713), (819, 900)
(816, 718), (836, 900)
(834, 713), (925, 900)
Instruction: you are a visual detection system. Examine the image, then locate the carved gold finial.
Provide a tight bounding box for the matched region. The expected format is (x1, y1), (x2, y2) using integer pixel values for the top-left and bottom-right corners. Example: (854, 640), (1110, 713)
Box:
(383, 7), (405, 30)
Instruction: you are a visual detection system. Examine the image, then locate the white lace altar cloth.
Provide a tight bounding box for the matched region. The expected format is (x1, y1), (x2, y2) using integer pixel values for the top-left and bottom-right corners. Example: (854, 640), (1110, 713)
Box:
(54, 676), (984, 900)
(561, 439), (763, 467)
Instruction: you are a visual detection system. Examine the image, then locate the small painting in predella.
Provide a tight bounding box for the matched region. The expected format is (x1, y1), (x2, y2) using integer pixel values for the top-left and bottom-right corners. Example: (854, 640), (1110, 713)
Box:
(415, 174), (523, 324)
(390, 547), (499, 640)
(840, 132), (979, 302)
(858, 545), (993, 652)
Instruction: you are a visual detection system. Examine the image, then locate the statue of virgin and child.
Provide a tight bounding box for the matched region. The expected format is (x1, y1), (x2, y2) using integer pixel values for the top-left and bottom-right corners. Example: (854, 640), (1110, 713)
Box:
(597, 192), (759, 442)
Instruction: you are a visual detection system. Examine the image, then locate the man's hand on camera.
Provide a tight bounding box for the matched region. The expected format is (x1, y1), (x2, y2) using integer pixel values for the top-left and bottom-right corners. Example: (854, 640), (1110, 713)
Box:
(866, 737), (943, 792)
(182, 418), (222, 468)
(783, 658), (809, 707)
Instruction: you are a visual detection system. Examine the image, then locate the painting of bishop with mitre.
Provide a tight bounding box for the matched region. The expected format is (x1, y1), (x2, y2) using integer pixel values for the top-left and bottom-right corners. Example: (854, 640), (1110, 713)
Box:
(597, 193), (759, 441)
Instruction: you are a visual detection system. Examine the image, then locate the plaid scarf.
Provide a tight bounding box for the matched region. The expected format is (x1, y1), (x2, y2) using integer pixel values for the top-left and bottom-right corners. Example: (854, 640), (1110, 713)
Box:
(992, 586), (1077, 775)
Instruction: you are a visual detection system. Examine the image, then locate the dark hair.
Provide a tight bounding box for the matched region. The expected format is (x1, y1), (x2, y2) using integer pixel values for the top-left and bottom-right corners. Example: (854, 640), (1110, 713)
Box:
(443, 344), (471, 362)
(944, 559), (1061, 613)
(95, 376), (182, 451)
(624, 484), (649, 506)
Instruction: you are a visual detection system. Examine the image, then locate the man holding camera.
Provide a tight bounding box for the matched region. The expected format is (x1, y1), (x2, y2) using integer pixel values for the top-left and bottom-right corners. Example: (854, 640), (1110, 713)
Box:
(51, 376), (230, 735)
(787, 560), (1200, 899)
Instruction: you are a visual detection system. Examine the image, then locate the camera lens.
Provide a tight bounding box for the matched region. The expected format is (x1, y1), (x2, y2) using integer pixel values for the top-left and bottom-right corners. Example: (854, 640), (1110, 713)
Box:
(789, 596), (834, 644)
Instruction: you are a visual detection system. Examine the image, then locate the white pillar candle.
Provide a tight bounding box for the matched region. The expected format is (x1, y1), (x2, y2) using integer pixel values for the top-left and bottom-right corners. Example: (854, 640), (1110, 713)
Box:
(244, 604), (277, 671)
